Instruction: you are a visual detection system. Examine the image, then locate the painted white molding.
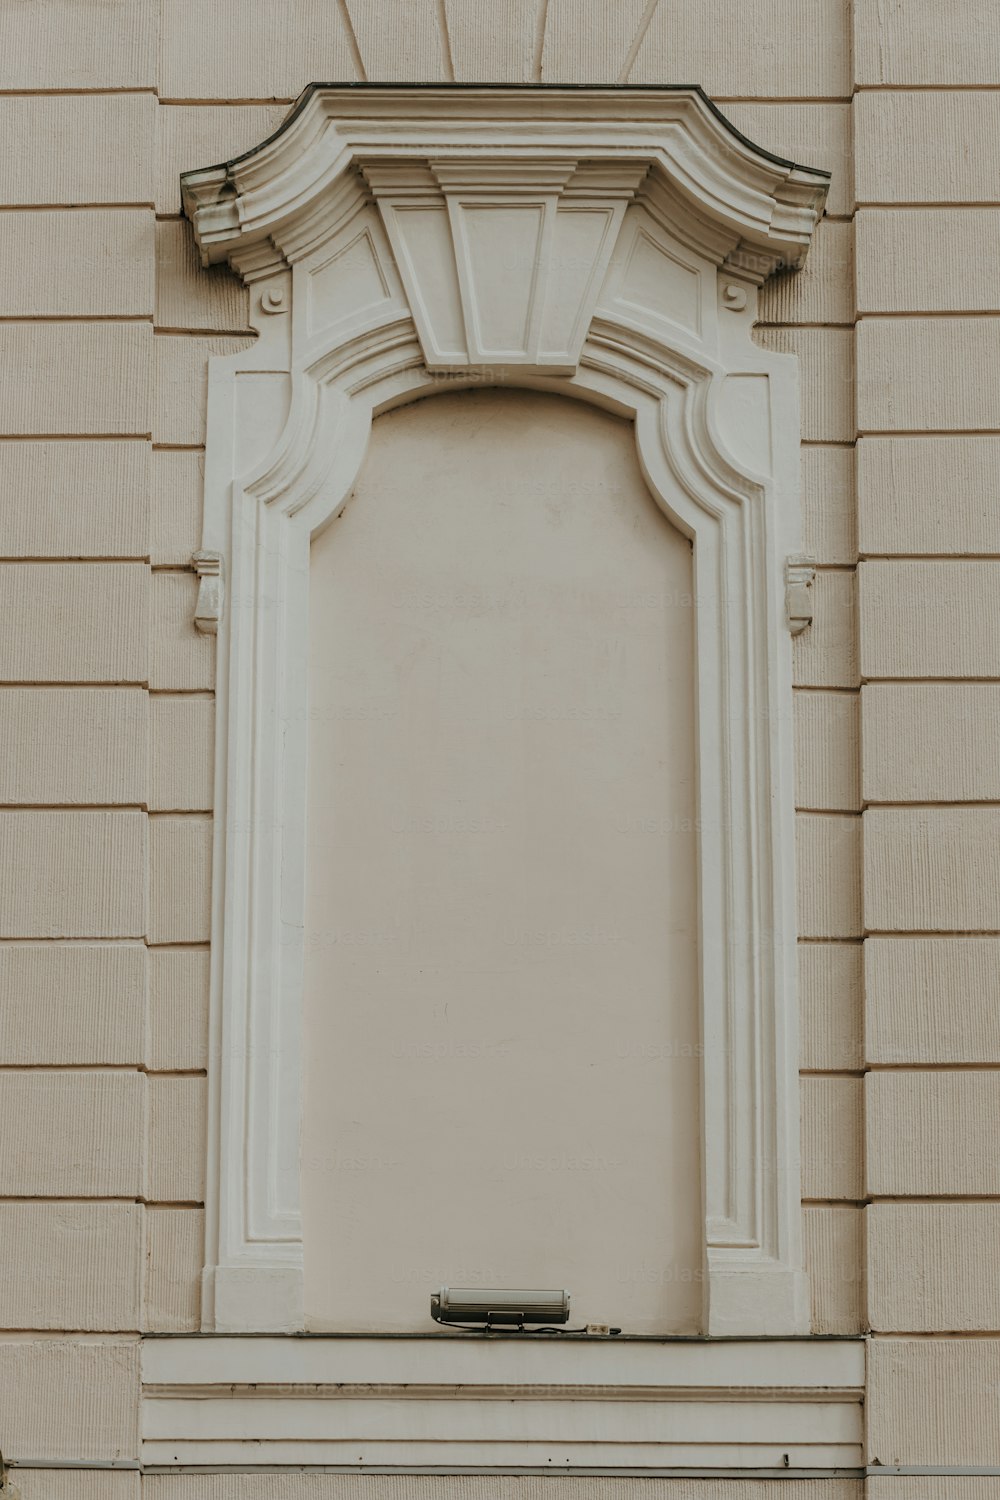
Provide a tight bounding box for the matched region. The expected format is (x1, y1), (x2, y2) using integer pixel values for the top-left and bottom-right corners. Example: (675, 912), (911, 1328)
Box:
(786, 558), (817, 636)
(191, 550), (223, 635)
(182, 85), (829, 1338)
(141, 1335), (863, 1471)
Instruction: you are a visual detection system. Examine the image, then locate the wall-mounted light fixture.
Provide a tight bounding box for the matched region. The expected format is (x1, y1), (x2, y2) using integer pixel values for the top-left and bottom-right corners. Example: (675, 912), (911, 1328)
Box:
(431, 1287), (571, 1328)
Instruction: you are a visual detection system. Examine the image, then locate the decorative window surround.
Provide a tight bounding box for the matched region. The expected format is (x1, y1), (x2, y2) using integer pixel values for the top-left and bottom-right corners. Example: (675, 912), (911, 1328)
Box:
(182, 85), (830, 1339)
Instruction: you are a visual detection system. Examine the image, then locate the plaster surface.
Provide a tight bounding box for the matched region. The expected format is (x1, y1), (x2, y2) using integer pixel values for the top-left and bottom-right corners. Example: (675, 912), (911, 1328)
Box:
(302, 389), (700, 1333)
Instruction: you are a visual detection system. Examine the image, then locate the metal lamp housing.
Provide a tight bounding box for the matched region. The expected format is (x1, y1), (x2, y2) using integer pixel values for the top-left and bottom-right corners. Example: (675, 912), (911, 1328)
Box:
(432, 1287), (571, 1326)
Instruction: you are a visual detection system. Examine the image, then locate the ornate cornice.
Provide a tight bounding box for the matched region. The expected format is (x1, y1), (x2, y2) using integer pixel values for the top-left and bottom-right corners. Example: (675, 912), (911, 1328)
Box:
(182, 86), (828, 377)
(182, 86), (828, 271)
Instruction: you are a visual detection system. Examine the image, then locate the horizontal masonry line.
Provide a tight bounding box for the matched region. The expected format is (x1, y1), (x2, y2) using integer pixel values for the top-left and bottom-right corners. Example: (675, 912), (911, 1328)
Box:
(151, 443), (204, 452)
(857, 201), (1000, 210)
(154, 328), (255, 339)
(794, 808), (861, 818)
(864, 800), (1000, 809)
(791, 683), (862, 693)
(859, 553), (1000, 561)
(0, 432), (151, 442)
(866, 1061), (1000, 1072)
(11, 1465), (140, 1473)
(150, 689), (215, 700)
(0, 804), (148, 816)
(11, 1465), (864, 1479)
(0, 556), (148, 563)
(757, 321), (856, 331)
(0, 1329), (144, 1338)
(855, 81), (1000, 92)
(144, 1201), (206, 1211)
(800, 1198), (867, 1208)
(155, 327), (254, 339)
(867, 1333), (1000, 1346)
(157, 96), (298, 106)
(0, 1334), (138, 1348)
(151, 92), (858, 106)
(0, 937), (209, 950)
(866, 928), (1000, 938)
(799, 1068), (864, 1078)
(857, 206), (1000, 215)
(0, 1196), (179, 1205)
(146, 941), (211, 951)
(0, 1062), (205, 1074)
(131, 1333), (871, 1345)
(0, 681), (150, 690)
(0, 934), (145, 943)
(797, 936), (864, 945)
(0, 313), (152, 325)
(860, 676), (1000, 686)
(0, 1065), (206, 1075)
(0, 87), (158, 97)
(137, 1474), (865, 1486)
(860, 933), (1000, 943)
(67, 1383), (869, 1399)
(859, 308), (1000, 319)
(150, 940), (212, 951)
(795, 809), (861, 817)
(715, 94), (853, 103)
(147, 808), (210, 818)
(0, 937), (148, 945)
(869, 1470), (1000, 1478)
(0, 437), (152, 449)
(0, 203), (154, 213)
(870, 1194), (1000, 1204)
(859, 429), (1000, 438)
(0, 1202), (204, 1214)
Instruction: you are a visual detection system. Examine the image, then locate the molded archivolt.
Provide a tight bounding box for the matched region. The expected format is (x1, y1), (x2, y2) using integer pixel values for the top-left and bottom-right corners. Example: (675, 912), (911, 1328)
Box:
(182, 85), (829, 1340)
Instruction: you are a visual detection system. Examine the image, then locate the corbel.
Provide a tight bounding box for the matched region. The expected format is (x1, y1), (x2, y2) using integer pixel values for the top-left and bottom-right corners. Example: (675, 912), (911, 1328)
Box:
(192, 549), (224, 635)
(785, 557), (816, 636)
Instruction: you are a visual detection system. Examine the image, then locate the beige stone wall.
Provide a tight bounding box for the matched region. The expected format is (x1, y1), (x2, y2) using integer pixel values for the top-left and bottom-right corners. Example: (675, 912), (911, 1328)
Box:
(10, 1480), (862, 1500)
(853, 1), (1000, 1482)
(0, 0), (994, 1490)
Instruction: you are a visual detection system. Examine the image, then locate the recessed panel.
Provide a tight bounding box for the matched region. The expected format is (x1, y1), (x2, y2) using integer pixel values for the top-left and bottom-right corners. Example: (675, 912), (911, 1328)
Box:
(619, 227), (702, 336)
(303, 389), (700, 1333)
(390, 206), (468, 360)
(540, 206), (616, 357)
(306, 224), (392, 336)
(461, 205), (543, 354)
(718, 373), (773, 476)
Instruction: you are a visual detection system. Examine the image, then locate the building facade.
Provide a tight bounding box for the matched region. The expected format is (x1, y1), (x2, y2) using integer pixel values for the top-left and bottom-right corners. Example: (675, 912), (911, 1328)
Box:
(0, 1), (996, 1496)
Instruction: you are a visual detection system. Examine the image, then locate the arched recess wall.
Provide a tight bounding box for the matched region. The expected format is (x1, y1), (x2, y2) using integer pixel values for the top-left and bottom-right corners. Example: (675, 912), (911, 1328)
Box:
(302, 386), (700, 1334)
(182, 84), (830, 1337)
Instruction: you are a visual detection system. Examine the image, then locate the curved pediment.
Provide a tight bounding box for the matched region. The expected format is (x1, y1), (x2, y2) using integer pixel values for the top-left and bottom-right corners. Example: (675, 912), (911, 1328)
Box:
(181, 84), (829, 376)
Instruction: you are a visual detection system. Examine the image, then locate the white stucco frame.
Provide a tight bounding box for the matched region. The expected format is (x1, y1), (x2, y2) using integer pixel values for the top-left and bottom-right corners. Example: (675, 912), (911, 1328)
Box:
(183, 85), (829, 1338)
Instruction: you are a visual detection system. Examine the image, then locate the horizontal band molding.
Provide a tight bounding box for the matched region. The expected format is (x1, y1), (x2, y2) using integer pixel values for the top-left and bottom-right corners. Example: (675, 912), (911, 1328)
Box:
(142, 1335), (865, 1386)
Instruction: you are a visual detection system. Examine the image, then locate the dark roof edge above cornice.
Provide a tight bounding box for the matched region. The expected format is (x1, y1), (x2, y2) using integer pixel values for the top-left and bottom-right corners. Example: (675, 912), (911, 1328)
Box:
(184, 81), (831, 186)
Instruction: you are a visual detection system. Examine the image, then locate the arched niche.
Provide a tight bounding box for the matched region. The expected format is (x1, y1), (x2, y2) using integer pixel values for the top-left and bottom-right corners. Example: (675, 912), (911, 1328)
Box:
(182, 84), (830, 1337)
(302, 386), (700, 1334)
